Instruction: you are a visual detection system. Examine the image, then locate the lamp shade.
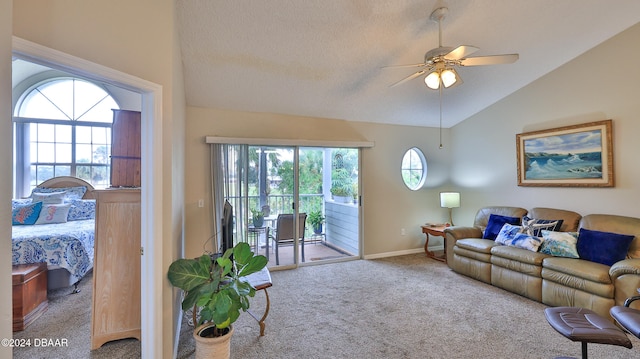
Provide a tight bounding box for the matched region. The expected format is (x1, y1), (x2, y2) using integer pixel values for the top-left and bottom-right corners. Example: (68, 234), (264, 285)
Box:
(424, 71), (440, 89)
(441, 68), (458, 88)
(440, 192), (460, 208)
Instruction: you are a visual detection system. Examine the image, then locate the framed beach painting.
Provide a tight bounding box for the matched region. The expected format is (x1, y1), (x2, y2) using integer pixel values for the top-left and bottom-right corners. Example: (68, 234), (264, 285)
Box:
(516, 120), (613, 187)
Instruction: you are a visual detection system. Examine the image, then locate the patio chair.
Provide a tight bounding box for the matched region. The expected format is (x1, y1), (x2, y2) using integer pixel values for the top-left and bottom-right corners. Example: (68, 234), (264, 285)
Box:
(270, 213), (307, 265)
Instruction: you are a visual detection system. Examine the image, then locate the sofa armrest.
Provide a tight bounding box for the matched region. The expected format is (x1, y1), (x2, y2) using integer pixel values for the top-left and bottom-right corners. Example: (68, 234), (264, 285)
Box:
(444, 226), (483, 265)
(610, 259), (640, 279)
(610, 259), (640, 309)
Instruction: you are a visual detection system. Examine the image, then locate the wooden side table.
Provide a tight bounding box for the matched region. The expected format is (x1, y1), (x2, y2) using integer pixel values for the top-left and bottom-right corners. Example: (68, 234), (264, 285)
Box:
(421, 225), (447, 263)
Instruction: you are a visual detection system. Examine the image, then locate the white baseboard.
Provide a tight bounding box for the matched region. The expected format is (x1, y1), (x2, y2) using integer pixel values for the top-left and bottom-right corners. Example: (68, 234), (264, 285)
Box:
(363, 245), (444, 260)
(364, 247), (424, 260)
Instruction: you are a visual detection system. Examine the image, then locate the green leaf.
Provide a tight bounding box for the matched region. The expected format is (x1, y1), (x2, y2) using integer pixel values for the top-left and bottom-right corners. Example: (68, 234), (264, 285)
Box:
(233, 242), (253, 265)
(237, 255), (268, 277)
(167, 255), (211, 292)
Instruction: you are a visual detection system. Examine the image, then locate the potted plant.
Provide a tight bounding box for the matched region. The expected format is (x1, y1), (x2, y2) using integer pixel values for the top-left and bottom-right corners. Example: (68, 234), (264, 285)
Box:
(167, 242), (268, 359)
(251, 208), (264, 227)
(308, 210), (325, 234)
(330, 168), (353, 203)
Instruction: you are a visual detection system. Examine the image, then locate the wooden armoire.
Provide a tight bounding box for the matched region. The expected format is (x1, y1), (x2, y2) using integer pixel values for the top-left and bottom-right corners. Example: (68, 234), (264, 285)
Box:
(91, 188), (141, 349)
(110, 109), (141, 187)
(90, 109), (142, 349)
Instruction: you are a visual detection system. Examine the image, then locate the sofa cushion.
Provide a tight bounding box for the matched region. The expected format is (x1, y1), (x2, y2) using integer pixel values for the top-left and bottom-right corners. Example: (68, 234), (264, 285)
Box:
(483, 214), (521, 240)
(522, 215), (563, 237)
(455, 238), (498, 254)
(577, 228), (635, 266)
(542, 257), (612, 284)
(491, 245), (549, 266)
(529, 208), (581, 232)
(474, 206), (527, 232)
(539, 231), (579, 258)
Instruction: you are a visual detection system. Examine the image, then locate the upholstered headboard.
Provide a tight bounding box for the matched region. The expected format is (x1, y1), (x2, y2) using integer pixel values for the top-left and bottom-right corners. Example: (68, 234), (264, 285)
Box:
(37, 176), (96, 200)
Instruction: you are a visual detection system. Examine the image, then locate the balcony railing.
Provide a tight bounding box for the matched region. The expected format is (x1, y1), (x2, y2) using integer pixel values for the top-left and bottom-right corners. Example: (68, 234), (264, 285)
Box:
(226, 193), (358, 258)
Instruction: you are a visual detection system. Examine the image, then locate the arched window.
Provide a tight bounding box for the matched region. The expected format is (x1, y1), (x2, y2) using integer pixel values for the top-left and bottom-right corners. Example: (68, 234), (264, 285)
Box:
(13, 78), (119, 194)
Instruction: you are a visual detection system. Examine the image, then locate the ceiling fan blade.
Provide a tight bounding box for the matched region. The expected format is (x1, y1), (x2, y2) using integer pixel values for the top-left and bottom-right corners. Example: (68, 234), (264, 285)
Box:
(444, 45), (479, 60)
(389, 70), (425, 87)
(382, 63), (426, 69)
(460, 54), (519, 66)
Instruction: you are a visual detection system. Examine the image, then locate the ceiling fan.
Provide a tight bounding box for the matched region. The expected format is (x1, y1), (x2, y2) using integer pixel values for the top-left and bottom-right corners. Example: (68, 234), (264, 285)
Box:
(387, 6), (519, 89)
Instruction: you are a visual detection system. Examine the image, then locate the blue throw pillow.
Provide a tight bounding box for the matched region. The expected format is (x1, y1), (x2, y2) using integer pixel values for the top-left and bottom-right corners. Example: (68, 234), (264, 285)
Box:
(577, 228), (635, 266)
(12, 201), (43, 225)
(483, 214), (521, 240)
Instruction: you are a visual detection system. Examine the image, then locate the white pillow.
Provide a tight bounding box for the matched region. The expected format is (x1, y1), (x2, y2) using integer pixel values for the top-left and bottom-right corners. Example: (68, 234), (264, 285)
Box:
(32, 191), (67, 204)
(31, 186), (86, 200)
(495, 224), (523, 245)
(35, 204), (72, 225)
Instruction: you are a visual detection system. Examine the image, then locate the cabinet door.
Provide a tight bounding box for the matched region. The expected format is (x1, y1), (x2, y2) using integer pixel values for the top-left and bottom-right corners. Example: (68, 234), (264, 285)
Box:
(91, 189), (141, 349)
(111, 109), (141, 187)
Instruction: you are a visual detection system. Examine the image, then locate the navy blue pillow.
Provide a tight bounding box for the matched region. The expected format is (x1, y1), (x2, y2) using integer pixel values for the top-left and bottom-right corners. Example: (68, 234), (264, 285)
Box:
(483, 214), (521, 240)
(577, 228), (635, 266)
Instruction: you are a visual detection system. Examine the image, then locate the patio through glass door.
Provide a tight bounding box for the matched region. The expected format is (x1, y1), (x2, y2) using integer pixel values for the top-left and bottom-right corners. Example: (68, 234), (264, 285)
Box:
(222, 144), (360, 268)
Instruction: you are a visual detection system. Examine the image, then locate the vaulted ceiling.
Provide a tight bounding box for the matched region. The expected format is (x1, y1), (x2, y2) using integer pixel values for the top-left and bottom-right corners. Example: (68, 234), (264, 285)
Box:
(176, 0), (640, 128)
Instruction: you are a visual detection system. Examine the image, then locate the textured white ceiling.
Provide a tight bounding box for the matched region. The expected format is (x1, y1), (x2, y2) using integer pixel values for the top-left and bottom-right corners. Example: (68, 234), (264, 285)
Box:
(176, 0), (640, 128)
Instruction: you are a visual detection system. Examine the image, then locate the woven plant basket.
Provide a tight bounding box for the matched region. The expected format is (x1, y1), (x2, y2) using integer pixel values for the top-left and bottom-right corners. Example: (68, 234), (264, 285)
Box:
(193, 323), (234, 359)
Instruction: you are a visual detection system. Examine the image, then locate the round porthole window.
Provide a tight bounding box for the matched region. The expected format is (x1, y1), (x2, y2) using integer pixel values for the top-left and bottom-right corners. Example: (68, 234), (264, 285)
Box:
(401, 147), (427, 190)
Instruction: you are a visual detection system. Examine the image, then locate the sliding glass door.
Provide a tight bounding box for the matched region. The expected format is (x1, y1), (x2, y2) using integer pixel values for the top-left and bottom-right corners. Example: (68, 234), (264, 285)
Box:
(216, 144), (360, 268)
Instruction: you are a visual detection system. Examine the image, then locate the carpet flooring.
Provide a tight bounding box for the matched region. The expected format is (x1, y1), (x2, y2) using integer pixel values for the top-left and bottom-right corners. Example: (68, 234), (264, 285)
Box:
(13, 254), (640, 358)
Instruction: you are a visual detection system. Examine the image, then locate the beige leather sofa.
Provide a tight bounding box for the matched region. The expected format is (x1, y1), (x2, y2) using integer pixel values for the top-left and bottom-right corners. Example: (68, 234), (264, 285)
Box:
(445, 206), (640, 319)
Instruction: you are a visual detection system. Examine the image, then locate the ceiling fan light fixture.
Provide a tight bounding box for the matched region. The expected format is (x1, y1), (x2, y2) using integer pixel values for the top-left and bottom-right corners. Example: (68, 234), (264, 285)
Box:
(441, 68), (458, 88)
(424, 71), (440, 89)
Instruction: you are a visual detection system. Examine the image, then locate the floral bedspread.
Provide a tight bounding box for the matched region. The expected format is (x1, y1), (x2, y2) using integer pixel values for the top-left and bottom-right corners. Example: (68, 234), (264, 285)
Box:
(12, 219), (95, 284)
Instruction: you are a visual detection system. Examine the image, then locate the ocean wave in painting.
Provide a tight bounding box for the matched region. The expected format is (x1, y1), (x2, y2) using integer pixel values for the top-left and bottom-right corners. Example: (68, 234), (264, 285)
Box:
(525, 152), (602, 180)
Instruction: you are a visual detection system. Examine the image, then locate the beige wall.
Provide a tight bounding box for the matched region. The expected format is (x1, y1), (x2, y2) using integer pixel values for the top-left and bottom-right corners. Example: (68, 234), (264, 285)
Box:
(184, 107), (454, 259)
(450, 22), (640, 226)
(12, 1), (185, 357)
(184, 23), (640, 261)
(1, 1), (13, 357)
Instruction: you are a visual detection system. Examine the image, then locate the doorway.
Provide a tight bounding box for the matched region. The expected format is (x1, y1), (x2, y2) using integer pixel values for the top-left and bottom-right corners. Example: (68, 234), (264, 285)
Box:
(11, 38), (163, 357)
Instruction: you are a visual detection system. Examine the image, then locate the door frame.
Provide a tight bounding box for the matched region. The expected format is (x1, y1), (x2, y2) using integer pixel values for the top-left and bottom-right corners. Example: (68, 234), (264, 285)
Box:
(12, 37), (164, 358)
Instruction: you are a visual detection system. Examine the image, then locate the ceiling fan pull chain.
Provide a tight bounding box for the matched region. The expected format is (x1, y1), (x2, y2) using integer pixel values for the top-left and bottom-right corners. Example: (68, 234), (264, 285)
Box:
(439, 85), (443, 149)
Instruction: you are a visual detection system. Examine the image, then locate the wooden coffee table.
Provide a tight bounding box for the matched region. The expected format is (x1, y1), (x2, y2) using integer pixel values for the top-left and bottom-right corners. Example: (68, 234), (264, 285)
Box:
(421, 225), (447, 263)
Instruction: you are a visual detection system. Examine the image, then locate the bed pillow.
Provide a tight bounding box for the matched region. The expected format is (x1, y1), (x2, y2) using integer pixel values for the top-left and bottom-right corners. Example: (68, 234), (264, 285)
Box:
(31, 191), (67, 204)
(31, 186), (87, 200)
(12, 201), (43, 225)
(35, 203), (72, 225)
(522, 216), (564, 237)
(483, 214), (521, 240)
(12, 198), (32, 210)
(577, 228), (635, 266)
(495, 224), (523, 245)
(67, 199), (96, 221)
(539, 231), (579, 258)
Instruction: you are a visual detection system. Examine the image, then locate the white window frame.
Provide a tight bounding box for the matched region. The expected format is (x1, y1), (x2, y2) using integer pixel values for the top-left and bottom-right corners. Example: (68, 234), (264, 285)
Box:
(12, 77), (119, 197)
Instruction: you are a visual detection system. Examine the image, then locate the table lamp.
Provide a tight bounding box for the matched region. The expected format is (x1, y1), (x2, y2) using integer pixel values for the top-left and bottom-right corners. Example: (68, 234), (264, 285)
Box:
(440, 192), (460, 226)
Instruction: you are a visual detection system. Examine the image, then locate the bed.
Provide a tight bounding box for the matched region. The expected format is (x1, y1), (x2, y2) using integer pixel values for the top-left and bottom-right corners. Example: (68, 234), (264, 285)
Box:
(11, 176), (96, 292)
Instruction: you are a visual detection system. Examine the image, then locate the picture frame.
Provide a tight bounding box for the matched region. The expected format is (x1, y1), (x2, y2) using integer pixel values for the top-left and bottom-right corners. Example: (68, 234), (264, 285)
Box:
(516, 119), (613, 187)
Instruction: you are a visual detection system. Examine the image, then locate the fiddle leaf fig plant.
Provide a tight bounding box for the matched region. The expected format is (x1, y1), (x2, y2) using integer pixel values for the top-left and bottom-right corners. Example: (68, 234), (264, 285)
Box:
(167, 242), (268, 336)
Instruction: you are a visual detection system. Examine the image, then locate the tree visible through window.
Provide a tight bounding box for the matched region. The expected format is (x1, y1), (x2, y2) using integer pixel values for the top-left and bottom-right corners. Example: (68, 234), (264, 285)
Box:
(401, 147), (427, 190)
(14, 78), (119, 192)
